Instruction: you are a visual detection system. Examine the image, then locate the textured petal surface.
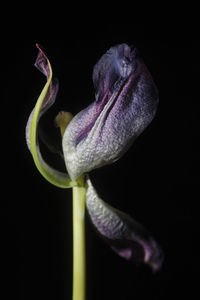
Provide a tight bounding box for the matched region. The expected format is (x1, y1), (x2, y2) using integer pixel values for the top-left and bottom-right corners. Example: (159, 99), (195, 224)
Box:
(63, 44), (159, 180)
(86, 179), (163, 272)
(25, 44), (72, 188)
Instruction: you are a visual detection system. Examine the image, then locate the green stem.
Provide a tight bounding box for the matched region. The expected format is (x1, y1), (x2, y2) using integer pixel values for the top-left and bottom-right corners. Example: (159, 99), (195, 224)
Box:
(72, 176), (86, 300)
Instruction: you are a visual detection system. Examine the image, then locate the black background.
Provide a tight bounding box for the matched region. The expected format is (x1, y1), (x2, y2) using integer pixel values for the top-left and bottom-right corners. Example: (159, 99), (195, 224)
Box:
(1, 23), (200, 300)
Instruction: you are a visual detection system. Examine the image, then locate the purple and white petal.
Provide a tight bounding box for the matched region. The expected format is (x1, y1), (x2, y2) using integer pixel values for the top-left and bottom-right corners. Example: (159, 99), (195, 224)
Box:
(62, 44), (159, 180)
(86, 179), (163, 272)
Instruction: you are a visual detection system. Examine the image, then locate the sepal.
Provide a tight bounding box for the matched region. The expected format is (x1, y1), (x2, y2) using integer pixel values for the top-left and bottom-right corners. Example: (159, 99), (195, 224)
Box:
(25, 44), (74, 188)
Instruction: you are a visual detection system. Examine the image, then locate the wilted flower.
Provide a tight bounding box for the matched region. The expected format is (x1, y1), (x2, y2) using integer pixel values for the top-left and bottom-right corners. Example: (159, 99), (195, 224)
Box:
(26, 44), (163, 273)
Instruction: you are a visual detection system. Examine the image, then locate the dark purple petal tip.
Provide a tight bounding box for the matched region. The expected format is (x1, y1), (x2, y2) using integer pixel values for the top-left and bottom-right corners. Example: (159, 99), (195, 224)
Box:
(35, 44), (59, 113)
(86, 179), (163, 272)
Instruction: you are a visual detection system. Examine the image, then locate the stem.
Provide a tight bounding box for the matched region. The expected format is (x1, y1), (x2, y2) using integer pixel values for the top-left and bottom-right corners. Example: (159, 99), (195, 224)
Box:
(72, 177), (86, 300)
(55, 108), (87, 298)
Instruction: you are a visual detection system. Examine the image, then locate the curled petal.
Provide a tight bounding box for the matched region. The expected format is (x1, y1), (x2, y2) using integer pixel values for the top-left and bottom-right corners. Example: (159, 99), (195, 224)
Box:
(86, 179), (163, 272)
(63, 44), (159, 180)
(25, 44), (74, 188)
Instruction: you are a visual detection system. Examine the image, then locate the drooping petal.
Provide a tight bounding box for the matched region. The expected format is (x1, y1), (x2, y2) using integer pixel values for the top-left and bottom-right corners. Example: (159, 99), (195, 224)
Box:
(25, 44), (74, 188)
(86, 179), (163, 272)
(62, 44), (159, 180)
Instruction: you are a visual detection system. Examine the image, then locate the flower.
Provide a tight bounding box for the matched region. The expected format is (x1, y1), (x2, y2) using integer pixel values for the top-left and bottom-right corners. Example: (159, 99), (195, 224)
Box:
(26, 44), (163, 272)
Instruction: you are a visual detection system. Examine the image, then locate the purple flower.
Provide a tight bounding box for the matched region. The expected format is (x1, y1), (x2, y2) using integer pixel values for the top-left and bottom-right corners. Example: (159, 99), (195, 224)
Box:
(26, 44), (163, 272)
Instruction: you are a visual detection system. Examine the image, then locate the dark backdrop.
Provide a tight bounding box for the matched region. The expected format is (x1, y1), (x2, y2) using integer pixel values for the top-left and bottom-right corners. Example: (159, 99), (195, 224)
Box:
(2, 25), (200, 300)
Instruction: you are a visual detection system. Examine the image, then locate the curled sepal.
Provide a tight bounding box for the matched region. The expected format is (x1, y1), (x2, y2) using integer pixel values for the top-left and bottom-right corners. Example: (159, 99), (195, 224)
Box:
(86, 179), (163, 272)
(25, 44), (74, 188)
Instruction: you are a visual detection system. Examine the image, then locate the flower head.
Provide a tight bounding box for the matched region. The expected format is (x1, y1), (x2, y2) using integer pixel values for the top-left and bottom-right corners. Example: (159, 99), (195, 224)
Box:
(26, 44), (163, 272)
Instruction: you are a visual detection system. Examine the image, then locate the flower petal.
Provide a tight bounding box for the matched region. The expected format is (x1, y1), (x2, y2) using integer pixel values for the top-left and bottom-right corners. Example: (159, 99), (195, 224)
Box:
(25, 44), (74, 188)
(62, 44), (159, 180)
(86, 179), (163, 272)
